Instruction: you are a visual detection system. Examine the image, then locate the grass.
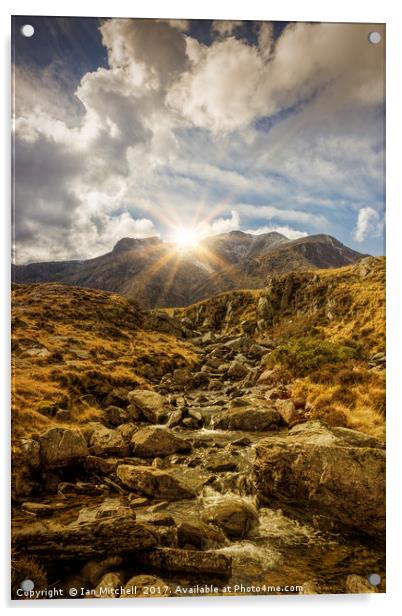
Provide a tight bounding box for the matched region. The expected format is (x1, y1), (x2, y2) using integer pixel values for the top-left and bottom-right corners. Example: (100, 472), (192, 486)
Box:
(12, 283), (198, 440)
(261, 258), (386, 439)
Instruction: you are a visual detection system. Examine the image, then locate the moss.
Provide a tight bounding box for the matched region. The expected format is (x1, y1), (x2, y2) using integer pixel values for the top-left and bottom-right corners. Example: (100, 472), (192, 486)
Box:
(267, 336), (361, 377)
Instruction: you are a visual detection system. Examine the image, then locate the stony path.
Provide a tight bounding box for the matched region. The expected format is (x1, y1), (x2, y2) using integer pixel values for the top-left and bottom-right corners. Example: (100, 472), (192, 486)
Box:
(12, 330), (386, 597)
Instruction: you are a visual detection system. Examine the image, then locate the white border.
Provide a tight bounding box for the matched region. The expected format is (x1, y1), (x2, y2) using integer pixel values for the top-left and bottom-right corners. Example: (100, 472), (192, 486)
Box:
(1, 0), (401, 614)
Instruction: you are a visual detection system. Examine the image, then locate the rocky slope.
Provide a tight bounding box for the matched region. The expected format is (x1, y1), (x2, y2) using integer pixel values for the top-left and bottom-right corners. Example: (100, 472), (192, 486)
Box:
(12, 232), (365, 308)
(12, 269), (385, 598)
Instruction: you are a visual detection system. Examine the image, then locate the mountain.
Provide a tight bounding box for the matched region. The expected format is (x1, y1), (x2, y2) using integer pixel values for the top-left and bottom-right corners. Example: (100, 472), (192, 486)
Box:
(12, 231), (366, 308)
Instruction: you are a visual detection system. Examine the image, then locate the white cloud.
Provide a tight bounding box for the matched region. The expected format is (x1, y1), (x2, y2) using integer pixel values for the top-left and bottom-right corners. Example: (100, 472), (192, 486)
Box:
(12, 19), (385, 263)
(168, 22), (385, 133)
(205, 210), (240, 235)
(354, 207), (382, 242)
(246, 225), (308, 240)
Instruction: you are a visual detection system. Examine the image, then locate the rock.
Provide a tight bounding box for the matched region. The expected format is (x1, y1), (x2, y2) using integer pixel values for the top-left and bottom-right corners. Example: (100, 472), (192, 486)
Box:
(275, 399), (303, 426)
(104, 387), (129, 407)
(202, 331), (216, 344)
(76, 499), (133, 524)
(202, 498), (259, 538)
(166, 409), (183, 428)
(137, 511), (175, 526)
(257, 369), (276, 384)
(130, 426), (190, 458)
(143, 311), (183, 337)
(227, 360), (249, 380)
(188, 409), (202, 423)
(192, 371), (210, 388)
(254, 421), (385, 539)
(232, 437), (251, 447)
(214, 407), (281, 431)
(20, 438), (41, 469)
(128, 390), (168, 424)
(103, 406), (130, 427)
(81, 556), (123, 586)
(39, 427), (88, 469)
(177, 520), (226, 549)
(257, 296), (273, 323)
(14, 515), (157, 561)
(58, 482), (107, 496)
(124, 575), (169, 598)
(137, 547), (231, 577)
(345, 574), (376, 593)
(241, 319), (256, 334)
(21, 502), (61, 517)
(248, 344), (267, 359)
(115, 422), (137, 442)
(85, 456), (118, 474)
(172, 368), (192, 387)
(116, 465), (195, 500)
(90, 426), (129, 457)
(94, 572), (122, 598)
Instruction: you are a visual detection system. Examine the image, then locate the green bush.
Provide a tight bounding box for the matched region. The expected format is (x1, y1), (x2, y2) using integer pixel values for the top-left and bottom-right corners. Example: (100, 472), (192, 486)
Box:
(268, 336), (360, 376)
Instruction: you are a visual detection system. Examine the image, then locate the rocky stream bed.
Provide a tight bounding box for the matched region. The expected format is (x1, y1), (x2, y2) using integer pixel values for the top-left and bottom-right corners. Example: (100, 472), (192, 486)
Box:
(12, 329), (386, 598)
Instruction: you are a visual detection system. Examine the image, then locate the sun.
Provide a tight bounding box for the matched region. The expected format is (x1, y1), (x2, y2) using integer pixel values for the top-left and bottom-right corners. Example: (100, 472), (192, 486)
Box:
(173, 227), (200, 251)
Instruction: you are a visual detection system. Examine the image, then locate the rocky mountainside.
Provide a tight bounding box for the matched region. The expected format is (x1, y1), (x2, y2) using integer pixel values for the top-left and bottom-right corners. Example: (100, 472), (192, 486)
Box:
(12, 273), (385, 596)
(12, 232), (365, 308)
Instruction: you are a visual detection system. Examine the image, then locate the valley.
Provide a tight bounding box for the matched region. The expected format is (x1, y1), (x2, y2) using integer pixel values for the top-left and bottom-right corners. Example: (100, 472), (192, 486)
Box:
(11, 252), (385, 598)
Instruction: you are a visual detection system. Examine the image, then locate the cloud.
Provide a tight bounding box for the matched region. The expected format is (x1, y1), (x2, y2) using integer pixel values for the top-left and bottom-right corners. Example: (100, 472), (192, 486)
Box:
(354, 207), (382, 242)
(212, 21), (243, 37)
(204, 210), (240, 235)
(245, 225), (308, 240)
(168, 22), (385, 133)
(12, 19), (385, 263)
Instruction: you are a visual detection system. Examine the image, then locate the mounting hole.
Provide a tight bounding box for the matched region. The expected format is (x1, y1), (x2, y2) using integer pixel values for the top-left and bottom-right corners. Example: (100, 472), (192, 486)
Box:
(368, 573), (381, 586)
(368, 31), (381, 44)
(20, 579), (35, 592)
(21, 24), (35, 38)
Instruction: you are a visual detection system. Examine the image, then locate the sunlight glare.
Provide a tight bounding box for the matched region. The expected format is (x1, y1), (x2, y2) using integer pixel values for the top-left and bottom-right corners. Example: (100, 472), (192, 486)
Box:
(173, 227), (200, 251)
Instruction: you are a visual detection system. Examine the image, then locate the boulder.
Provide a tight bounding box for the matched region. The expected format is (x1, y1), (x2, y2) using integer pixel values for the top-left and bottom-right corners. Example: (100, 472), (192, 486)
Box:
(201, 498), (259, 538)
(103, 406), (130, 427)
(130, 426), (190, 458)
(227, 360), (249, 380)
(177, 520), (226, 549)
(253, 421), (385, 539)
(128, 390), (168, 424)
(39, 427), (88, 469)
(116, 465), (195, 500)
(166, 409), (183, 428)
(90, 427), (129, 457)
(124, 575), (170, 598)
(20, 438), (41, 469)
(94, 572), (122, 598)
(14, 515), (157, 561)
(275, 399), (304, 426)
(214, 407), (281, 431)
(136, 547), (231, 577)
(172, 368), (193, 387)
(345, 574), (377, 593)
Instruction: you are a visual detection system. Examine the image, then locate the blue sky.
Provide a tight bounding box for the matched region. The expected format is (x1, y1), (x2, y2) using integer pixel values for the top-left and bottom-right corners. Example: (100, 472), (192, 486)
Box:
(12, 17), (385, 263)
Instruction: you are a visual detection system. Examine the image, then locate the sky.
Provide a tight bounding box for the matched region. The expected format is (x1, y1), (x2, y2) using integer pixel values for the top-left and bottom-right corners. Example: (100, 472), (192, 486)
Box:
(12, 17), (385, 264)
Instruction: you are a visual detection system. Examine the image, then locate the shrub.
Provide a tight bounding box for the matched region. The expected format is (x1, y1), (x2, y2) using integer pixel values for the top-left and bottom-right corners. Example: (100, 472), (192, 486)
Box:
(267, 336), (360, 377)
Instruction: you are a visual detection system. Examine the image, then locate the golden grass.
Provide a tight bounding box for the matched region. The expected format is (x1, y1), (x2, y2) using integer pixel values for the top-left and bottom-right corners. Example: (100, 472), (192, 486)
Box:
(12, 283), (198, 439)
(292, 361), (385, 439)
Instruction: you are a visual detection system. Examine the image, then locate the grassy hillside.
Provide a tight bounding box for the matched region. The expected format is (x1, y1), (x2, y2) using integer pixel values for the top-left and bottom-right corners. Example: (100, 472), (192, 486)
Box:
(176, 257), (386, 438)
(12, 283), (197, 439)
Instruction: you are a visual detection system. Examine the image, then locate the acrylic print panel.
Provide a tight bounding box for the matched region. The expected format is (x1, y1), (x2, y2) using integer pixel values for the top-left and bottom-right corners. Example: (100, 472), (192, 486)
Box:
(11, 16), (385, 600)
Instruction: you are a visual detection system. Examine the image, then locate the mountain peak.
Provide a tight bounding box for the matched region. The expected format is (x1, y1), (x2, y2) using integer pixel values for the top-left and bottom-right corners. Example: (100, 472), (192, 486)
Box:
(112, 236), (161, 253)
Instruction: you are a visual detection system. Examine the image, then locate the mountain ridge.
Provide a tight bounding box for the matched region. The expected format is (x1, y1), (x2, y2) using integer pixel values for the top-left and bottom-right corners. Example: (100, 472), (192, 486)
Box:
(12, 231), (367, 308)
